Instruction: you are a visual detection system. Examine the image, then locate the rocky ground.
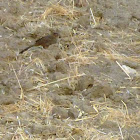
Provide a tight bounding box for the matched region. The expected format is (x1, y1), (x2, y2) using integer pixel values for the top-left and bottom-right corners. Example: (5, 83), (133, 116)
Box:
(0, 0), (140, 139)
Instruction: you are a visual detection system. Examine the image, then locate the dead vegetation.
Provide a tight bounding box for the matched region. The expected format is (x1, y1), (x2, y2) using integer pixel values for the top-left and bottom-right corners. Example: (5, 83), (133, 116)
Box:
(0, 0), (140, 139)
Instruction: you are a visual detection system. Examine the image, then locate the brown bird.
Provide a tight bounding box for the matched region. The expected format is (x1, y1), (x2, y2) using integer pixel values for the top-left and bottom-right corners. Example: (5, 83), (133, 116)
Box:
(19, 32), (60, 54)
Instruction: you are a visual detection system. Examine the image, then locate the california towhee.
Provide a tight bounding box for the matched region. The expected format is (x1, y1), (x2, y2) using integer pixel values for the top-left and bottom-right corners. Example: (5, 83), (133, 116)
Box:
(19, 32), (60, 54)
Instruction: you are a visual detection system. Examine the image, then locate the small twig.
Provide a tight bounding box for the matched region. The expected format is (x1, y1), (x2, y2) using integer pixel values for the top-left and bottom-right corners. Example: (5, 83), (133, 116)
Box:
(117, 122), (124, 140)
(121, 100), (129, 116)
(116, 61), (131, 79)
(33, 73), (85, 89)
(90, 8), (97, 26)
(11, 64), (24, 100)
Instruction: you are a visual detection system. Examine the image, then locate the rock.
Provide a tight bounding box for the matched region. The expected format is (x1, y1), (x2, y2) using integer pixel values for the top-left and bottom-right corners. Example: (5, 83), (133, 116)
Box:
(124, 60), (139, 69)
(83, 83), (114, 98)
(51, 106), (68, 119)
(77, 15), (90, 28)
(68, 107), (79, 119)
(99, 120), (118, 130)
(79, 104), (96, 114)
(42, 125), (57, 136)
(127, 134), (140, 140)
(51, 95), (71, 107)
(30, 124), (45, 134)
(122, 65), (137, 77)
(75, 75), (94, 91)
(2, 134), (13, 140)
(47, 61), (57, 73)
(56, 83), (74, 95)
(56, 61), (68, 74)
(0, 94), (17, 105)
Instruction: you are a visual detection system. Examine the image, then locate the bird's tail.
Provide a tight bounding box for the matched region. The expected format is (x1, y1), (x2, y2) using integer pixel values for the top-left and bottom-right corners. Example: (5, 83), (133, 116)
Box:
(19, 45), (33, 54)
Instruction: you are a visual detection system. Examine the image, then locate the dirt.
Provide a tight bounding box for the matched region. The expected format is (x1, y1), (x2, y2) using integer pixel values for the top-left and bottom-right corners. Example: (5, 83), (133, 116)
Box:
(0, 0), (140, 139)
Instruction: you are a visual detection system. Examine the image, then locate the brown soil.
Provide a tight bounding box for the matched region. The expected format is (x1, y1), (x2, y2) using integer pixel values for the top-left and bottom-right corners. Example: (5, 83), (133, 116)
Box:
(0, 0), (140, 139)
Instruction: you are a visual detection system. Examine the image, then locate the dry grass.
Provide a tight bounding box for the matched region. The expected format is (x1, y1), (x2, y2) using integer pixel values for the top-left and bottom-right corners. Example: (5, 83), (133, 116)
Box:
(0, 0), (139, 139)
